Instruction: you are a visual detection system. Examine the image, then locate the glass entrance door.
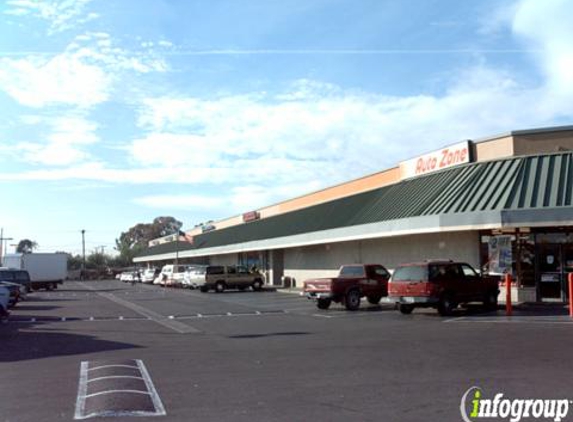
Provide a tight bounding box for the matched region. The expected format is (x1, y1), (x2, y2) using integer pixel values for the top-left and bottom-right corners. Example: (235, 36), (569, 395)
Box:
(538, 244), (562, 300)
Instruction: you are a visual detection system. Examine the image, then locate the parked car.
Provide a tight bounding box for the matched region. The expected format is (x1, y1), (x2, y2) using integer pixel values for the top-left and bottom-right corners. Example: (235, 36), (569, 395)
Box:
(0, 286), (9, 321)
(0, 281), (21, 308)
(0, 268), (32, 293)
(155, 265), (189, 287)
(182, 265), (208, 289)
(120, 271), (135, 283)
(201, 265), (264, 293)
(142, 268), (160, 284)
(388, 260), (500, 316)
(302, 264), (391, 310)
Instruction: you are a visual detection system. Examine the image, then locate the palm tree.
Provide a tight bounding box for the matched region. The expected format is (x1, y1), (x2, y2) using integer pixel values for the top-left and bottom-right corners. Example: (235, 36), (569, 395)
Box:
(16, 239), (38, 254)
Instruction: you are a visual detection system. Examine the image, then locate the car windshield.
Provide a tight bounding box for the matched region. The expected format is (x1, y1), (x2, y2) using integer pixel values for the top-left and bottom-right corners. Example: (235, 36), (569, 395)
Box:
(0, 271), (15, 281)
(339, 266), (365, 277)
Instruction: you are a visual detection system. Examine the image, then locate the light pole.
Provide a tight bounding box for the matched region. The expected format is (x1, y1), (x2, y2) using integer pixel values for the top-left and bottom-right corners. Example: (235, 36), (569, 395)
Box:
(81, 229), (86, 281)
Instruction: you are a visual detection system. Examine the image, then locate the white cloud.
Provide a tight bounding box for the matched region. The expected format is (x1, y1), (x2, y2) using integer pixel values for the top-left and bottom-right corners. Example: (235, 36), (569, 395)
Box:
(132, 67), (545, 182)
(4, 0), (97, 34)
(133, 194), (226, 210)
(132, 183), (324, 215)
(0, 32), (169, 109)
(512, 0), (573, 97)
(6, 115), (99, 166)
(2, 0), (573, 212)
(0, 53), (111, 108)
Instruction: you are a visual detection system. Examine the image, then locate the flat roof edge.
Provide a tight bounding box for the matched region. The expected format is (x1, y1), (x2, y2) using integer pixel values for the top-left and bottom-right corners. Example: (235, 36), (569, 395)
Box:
(474, 124), (573, 144)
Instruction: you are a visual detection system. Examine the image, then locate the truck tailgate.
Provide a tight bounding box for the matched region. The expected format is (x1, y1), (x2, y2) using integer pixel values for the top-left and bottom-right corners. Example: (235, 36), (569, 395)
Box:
(303, 279), (332, 292)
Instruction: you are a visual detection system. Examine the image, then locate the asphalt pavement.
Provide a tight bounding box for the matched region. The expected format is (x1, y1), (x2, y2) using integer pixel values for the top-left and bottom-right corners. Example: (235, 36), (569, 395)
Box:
(1, 280), (573, 422)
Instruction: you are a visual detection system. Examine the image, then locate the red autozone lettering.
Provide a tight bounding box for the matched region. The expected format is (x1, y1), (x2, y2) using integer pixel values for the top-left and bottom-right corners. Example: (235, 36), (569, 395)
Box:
(401, 141), (471, 179)
(416, 156), (437, 174)
(440, 147), (468, 169)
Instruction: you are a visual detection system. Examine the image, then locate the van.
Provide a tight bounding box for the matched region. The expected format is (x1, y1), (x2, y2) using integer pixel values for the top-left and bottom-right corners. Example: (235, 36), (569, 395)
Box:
(201, 265), (264, 293)
(182, 265), (208, 289)
(154, 264), (189, 287)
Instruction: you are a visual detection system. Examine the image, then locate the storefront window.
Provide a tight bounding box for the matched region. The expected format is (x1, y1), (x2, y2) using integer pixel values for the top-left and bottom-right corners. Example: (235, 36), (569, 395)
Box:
(479, 231), (535, 287)
(239, 251), (262, 271)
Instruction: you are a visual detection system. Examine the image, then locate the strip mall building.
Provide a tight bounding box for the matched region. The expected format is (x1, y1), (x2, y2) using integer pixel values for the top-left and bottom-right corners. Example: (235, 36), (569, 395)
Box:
(135, 125), (573, 303)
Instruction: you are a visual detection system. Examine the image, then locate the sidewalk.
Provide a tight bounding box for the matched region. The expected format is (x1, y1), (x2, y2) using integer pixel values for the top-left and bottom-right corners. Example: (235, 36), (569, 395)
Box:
(508, 301), (570, 317)
(276, 287), (303, 296)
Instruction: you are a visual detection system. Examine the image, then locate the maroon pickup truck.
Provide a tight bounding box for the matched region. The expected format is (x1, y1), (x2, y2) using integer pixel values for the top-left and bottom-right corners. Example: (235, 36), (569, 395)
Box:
(388, 260), (500, 316)
(302, 264), (391, 310)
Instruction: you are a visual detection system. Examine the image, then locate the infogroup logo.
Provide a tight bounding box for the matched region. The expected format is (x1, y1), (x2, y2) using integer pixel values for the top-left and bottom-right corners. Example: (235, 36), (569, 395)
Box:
(460, 387), (571, 422)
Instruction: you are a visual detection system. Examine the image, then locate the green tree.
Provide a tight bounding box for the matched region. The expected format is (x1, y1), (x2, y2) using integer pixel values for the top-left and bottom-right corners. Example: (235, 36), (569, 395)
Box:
(65, 253), (83, 271)
(16, 239), (38, 254)
(115, 216), (182, 265)
(86, 250), (108, 270)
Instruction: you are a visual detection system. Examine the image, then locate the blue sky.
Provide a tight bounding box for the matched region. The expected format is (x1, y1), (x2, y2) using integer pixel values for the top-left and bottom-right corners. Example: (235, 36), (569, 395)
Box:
(0, 0), (572, 256)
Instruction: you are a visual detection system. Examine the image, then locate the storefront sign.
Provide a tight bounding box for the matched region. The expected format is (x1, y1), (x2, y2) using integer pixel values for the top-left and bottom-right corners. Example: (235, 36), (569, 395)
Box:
(488, 235), (513, 274)
(243, 211), (260, 223)
(400, 141), (472, 179)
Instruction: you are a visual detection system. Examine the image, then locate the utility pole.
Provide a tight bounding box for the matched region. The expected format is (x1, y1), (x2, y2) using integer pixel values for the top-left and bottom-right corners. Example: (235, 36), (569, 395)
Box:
(0, 228), (14, 266)
(81, 229), (86, 281)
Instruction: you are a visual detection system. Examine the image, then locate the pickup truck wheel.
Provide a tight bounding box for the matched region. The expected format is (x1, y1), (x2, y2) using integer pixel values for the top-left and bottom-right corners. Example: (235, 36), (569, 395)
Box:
(438, 294), (456, 316)
(215, 282), (225, 293)
(316, 298), (331, 310)
(252, 279), (263, 291)
(344, 290), (361, 311)
(367, 295), (382, 305)
(399, 304), (414, 314)
(483, 291), (498, 311)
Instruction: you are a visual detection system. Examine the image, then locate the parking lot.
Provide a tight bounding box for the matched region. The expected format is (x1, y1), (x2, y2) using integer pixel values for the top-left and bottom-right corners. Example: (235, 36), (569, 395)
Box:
(2, 280), (573, 422)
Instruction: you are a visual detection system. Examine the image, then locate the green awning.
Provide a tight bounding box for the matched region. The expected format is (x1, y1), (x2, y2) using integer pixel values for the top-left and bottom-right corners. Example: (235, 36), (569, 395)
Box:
(135, 152), (573, 259)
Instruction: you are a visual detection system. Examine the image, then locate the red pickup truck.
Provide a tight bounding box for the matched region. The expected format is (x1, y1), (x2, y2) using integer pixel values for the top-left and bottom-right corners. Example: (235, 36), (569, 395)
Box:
(302, 264), (391, 310)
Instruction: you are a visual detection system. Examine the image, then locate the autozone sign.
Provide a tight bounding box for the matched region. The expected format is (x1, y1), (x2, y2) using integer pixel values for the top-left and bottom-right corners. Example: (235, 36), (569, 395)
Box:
(400, 141), (472, 179)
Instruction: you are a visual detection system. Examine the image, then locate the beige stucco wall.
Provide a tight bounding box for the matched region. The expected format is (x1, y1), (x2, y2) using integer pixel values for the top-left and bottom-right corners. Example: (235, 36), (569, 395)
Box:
(513, 131), (573, 156)
(276, 167), (400, 214)
(282, 231), (480, 284)
(209, 253), (238, 266)
(475, 136), (514, 162)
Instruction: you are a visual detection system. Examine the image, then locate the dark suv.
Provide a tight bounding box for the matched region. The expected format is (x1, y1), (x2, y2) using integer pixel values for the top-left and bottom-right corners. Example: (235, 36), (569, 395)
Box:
(388, 260), (500, 316)
(0, 268), (32, 293)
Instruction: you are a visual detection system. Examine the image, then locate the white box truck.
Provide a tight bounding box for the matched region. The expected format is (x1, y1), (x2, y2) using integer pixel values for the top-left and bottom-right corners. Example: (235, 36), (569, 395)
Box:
(2, 253), (67, 290)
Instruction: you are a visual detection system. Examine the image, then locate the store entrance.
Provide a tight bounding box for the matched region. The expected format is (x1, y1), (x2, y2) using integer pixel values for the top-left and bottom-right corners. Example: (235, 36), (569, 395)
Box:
(538, 243), (573, 301)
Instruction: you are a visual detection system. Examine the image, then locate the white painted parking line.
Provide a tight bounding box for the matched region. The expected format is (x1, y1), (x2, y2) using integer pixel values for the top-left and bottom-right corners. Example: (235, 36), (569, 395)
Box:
(75, 360), (166, 420)
(75, 362), (89, 420)
(88, 364), (138, 372)
(84, 390), (151, 399)
(85, 287), (200, 334)
(88, 376), (144, 383)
